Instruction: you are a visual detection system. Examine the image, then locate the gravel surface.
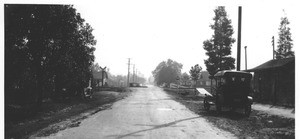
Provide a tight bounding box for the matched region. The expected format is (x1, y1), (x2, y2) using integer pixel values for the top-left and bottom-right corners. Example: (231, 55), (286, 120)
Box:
(33, 86), (236, 139)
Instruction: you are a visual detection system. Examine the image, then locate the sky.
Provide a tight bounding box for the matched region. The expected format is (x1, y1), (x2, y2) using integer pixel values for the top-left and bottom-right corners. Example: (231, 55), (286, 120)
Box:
(1, 0), (299, 79)
(70, 0), (299, 78)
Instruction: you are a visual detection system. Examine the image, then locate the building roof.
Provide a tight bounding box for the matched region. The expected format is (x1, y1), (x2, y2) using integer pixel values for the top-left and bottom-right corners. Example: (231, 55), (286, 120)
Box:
(246, 57), (295, 72)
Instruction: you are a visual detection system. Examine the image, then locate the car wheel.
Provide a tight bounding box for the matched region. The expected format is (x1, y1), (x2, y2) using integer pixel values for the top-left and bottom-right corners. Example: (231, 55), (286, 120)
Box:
(204, 99), (210, 111)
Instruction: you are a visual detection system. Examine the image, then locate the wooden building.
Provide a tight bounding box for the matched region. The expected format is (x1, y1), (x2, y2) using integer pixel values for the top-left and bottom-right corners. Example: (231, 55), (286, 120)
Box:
(198, 71), (211, 87)
(195, 71), (214, 89)
(247, 57), (295, 106)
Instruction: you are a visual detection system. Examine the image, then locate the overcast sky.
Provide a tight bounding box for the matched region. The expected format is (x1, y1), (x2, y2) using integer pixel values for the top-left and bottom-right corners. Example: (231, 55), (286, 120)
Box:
(1, 0), (299, 78)
(71, 0), (299, 78)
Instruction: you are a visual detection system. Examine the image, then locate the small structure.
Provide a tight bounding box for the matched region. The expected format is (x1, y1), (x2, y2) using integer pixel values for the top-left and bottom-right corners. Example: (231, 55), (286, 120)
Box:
(247, 57), (295, 106)
(180, 79), (192, 87)
(196, 71), (212, 88)
(93, 70), (108, 87)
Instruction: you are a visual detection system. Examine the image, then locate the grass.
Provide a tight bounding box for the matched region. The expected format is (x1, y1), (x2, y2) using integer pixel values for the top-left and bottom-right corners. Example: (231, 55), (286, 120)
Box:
(5, 88), (131, 139)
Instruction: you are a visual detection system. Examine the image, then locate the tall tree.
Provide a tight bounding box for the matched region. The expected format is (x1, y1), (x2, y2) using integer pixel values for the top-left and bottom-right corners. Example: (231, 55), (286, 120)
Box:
(203, 6), (235, 76)
(5, 5), (96, 106)
(275, 14), (294, 59)
(152, 59), (183, 86)
(189, 64), (202, 87)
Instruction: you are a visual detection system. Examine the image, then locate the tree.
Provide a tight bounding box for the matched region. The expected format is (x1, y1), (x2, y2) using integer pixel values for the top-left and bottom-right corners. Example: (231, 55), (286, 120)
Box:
(203, 6), (235, 76)
(5, 5), (96, 107)
(275, 14), (294, 59)
(106, 72), (127, 87)
(152, 59), (183, 86)
(181, 72), (190, 86)
(189, 64), (202, 87)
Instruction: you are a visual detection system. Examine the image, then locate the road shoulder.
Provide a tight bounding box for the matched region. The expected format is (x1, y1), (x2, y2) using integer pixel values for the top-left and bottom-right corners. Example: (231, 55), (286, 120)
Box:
(163, 88), (295, 139)
(6, 89), (131, 139)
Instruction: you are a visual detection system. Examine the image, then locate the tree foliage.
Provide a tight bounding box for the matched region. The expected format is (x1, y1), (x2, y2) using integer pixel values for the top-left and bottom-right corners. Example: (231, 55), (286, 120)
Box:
(5, 4), (96, 106)
(152, 59), (183, 86)
(180, 72), (190, 86)
(203, 6), (235, 76)
(189, 64), (202, 82)
(107, 73), (127, 87)
(275, 15), (294, 59)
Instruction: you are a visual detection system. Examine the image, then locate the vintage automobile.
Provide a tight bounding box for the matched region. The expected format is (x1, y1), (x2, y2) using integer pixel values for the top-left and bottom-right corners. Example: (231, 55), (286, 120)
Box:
(203, 70), (253, 116)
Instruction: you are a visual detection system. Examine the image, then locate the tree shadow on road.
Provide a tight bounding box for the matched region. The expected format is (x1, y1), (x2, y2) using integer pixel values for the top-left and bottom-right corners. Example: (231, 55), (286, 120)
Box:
(199, 110), (247, 120)
(106, 116), (199, 139)
(165, 90), (247, 120)
(149, 98), (173, 101)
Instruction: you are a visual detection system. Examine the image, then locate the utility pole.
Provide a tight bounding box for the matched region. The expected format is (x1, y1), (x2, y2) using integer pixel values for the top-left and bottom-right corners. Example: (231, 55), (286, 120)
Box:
(136, 69), (138, 83)
(272, 36), (275, 60)
(237, 6), (242, 71)
(127, 58), (130, 87)
(132, 64), (135, 82)
(244, 46), (247, 70)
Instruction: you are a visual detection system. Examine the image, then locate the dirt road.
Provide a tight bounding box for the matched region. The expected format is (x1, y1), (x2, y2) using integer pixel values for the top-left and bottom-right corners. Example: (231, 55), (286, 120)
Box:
(35, 86), (236, 139)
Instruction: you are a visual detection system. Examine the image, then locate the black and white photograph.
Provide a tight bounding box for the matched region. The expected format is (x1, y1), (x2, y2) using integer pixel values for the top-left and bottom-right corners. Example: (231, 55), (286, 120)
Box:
(2, 0), (298, 138)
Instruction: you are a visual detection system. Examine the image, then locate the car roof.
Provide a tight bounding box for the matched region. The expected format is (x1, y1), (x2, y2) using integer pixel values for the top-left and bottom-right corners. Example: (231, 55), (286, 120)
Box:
(214, 70), (252, 78)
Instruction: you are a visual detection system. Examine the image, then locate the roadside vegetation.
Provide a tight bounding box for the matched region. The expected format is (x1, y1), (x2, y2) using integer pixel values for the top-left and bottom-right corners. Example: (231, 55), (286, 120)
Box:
(5, 4), (99, 123)
(4, 5), (133, 139)
(164, 89), (294, 139)
(152, 59), (183, 87)
(5, 88), (131, 139)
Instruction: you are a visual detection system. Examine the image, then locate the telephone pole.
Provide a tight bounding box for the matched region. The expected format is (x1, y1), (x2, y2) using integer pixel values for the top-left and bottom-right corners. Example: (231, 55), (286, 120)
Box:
(132, 64), (135, 82)
(127, 58), (130, 87)
(244, 46), (247, 70)
(136, 69), (138, 83)
(237, 6), (242, 71)
(272, 36), (275, 59)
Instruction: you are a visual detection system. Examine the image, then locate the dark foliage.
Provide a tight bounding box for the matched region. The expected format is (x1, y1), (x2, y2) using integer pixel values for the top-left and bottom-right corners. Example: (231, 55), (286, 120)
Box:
(276, 15), (294, 59)
(5, 4), (96, 108)
(189, 64), (202, 82)
(203, 7), (235, 76)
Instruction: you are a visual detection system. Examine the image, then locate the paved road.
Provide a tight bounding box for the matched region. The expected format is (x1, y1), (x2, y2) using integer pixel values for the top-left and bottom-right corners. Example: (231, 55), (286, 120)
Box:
(40, 85), (236, 139)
